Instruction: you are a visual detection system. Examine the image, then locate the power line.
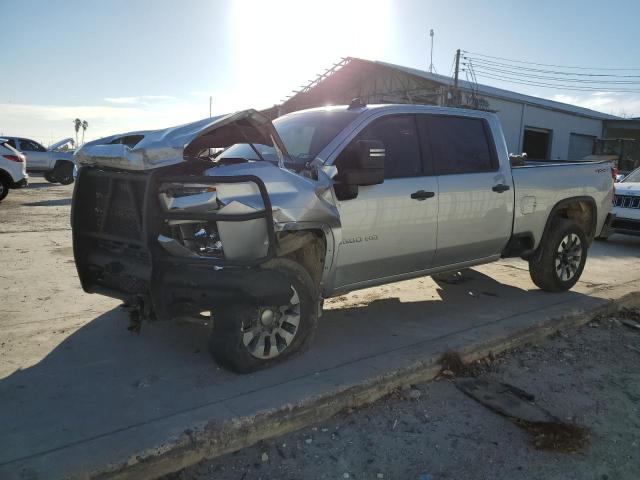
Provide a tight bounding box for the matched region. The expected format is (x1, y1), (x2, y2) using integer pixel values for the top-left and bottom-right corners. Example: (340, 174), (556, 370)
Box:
(465, 69), (640, 93)
(466, 57), (640, 78)
(462, 50), (640, 71)
(466, 63), (640, 84)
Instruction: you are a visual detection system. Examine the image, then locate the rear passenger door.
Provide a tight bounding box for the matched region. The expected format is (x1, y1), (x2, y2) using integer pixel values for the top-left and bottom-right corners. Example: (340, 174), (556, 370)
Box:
(418, 115), (513, 267)
(333, 114), (439, 288)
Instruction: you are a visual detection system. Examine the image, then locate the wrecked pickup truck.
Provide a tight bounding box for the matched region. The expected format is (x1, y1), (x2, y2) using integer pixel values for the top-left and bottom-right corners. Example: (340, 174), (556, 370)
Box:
(72, 103), (614, 372)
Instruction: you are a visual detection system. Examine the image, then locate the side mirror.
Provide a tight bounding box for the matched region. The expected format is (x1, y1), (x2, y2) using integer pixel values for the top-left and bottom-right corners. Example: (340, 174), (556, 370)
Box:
(334, 140), (385, 201)
(342, 140), (385, 186)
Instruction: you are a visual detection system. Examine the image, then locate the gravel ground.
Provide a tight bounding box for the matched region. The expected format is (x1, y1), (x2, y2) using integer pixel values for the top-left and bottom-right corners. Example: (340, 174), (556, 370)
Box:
(167, 310), (640, 480)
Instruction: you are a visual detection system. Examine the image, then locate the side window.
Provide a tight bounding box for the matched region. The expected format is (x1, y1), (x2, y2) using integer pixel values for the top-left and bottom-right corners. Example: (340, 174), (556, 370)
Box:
(358, 115), (422, 179)
(19, 139), (46, 152)
(425, 116), (496, 175)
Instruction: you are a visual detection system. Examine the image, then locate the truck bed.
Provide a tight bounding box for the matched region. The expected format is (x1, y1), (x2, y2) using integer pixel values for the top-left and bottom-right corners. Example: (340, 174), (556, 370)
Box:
(511, 159), (613, 249)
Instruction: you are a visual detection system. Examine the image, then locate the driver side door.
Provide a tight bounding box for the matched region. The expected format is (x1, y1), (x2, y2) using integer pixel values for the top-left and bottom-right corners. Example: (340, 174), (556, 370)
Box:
(332, 114), (438, 289)
(18, 139), (50, 170)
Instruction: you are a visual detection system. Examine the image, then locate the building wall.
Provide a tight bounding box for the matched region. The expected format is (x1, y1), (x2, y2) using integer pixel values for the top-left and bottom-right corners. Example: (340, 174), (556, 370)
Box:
(479, 95), (603, 159)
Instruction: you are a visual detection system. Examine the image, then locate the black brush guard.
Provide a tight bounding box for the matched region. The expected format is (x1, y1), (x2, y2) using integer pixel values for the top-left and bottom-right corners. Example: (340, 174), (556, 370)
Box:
(72, 166), (291, 320)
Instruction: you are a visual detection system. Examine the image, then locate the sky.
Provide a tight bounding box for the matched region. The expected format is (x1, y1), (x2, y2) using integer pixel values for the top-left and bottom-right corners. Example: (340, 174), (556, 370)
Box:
(1, 0), (640, 145)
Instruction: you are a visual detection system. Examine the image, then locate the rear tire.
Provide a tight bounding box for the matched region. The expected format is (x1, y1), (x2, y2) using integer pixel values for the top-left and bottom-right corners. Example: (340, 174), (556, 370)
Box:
(44, 171), (57, 183)
(529, 218), (588, 292)
(209, 258), (319, 373)
(0, 177), (9, 202)
(52, 162), (74, 185)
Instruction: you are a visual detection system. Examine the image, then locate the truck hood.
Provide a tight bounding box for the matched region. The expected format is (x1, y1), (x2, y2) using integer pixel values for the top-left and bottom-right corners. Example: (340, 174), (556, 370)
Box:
(74, 109), (289, 171)
(615, 182), (640, 195)
(48, 137), (74, 151)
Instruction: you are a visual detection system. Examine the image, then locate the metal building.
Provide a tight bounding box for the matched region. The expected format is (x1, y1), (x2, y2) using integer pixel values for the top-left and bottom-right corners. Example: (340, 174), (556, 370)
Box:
(265, 57), (618, 160)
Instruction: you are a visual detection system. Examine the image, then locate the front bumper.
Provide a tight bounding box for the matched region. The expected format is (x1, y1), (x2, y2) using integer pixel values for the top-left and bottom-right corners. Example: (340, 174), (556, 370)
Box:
(611, 217), (640, 236)
(71, 166), (284, 320)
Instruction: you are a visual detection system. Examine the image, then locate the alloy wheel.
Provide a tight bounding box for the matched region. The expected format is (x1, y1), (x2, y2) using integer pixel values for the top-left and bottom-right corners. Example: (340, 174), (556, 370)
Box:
(241, 286), (301, 359)
(555, 233), (582, 281)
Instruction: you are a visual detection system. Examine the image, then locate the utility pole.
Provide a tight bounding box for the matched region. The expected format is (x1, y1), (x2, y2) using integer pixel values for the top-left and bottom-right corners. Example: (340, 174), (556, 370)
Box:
(428, 29), (435, 73)
(209, 96), (212, 118)
(453, 48), (461, 105)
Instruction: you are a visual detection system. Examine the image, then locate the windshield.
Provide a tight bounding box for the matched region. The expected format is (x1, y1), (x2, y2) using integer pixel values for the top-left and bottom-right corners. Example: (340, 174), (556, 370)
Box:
(217, 109), (360, 165)
(622, 167), (640, 183)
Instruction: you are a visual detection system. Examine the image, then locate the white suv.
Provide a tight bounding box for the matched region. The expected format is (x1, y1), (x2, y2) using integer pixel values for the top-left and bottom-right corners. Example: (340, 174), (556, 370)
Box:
(0, 138), (28, 202)
(3, 137), (75, 184)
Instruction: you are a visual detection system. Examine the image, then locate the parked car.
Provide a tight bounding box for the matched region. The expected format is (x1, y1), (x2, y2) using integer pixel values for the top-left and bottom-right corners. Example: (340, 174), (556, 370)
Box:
(0, 138), (28, 202)
(72, 104), (614, 372)
(4, 137), (75, 184)
(599, 166), (640, 238)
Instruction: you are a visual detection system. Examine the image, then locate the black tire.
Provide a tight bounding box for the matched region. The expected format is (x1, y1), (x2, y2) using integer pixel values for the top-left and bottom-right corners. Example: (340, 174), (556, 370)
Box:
(43, 171), (57, 183)
(52, 162), (75, 185)
(529, 218), (588, 292)
(0, 176), (9, 202)
(209, 258), (319, 373)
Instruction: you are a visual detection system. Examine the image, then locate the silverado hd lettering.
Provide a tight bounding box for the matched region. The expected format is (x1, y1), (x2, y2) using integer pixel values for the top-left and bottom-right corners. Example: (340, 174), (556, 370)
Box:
(72, 103), (615, 373)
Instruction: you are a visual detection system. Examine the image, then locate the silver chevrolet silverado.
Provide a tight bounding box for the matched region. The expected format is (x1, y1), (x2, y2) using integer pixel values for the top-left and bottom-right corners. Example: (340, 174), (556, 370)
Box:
(72, 103), (614, 372)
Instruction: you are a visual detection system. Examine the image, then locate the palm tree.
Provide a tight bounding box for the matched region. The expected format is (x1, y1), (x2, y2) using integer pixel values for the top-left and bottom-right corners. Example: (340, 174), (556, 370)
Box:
(73, 118), (82, 147)
(81, 120), (89, 145)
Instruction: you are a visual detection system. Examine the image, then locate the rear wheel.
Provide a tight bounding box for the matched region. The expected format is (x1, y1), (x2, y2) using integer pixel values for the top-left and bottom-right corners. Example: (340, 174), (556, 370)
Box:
(0, 177), (9, 201)
(52, 162), (74, 185)
(209, 258), (319, 373)
(529, 219), (588, 292)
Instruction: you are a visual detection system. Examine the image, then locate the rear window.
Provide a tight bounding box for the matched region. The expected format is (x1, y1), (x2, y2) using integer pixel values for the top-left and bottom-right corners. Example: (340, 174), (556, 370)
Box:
(423, 116), (496, 175)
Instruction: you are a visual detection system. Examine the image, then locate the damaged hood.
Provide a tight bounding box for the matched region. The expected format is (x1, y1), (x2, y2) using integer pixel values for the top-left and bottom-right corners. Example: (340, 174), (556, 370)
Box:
(48, 137), (74, 151)
(74, 109), (289, 171)
(615, 182), (640, 195)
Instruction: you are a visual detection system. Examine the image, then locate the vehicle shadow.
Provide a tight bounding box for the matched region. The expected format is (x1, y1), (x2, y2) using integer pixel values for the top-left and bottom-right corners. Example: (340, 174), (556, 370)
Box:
(0, 268), (589, 468)
(25, 182), (60, 190)
(22, 198), (72, 207)
(592, 234), (640, 253)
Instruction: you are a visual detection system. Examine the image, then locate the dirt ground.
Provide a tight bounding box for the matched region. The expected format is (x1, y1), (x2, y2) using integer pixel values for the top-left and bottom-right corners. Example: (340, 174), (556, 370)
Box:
(2, 176), (640, 480)
(168, 310), (640, 480)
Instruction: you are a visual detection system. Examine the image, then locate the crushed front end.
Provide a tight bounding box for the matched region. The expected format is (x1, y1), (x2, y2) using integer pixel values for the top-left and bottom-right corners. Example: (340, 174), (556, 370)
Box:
(71, 109), (339, 325)
(73, 164), (309, 323)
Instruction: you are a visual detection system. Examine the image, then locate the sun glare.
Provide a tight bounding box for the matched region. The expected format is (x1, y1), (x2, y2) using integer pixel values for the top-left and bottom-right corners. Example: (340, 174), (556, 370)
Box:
(230, 0), (391, 104)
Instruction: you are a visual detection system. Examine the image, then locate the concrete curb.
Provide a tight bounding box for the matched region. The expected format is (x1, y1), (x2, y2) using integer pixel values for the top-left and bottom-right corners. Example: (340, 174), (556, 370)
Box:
(101, 287), (640, 480)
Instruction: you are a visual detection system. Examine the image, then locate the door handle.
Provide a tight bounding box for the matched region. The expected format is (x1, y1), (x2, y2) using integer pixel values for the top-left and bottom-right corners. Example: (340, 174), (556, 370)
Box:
(492, 184), (510, 193)
(410, 190), (435, 201)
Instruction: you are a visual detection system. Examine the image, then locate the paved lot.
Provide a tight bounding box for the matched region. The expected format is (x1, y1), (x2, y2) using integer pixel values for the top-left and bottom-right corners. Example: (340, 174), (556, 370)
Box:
(1, 177), (639, 479)
(168, 310), (640, 480)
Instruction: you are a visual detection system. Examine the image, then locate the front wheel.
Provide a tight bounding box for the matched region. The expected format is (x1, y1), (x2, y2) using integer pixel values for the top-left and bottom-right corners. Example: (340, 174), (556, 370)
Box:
(529, 219), (588, 292)
(209, 258), (319, 373)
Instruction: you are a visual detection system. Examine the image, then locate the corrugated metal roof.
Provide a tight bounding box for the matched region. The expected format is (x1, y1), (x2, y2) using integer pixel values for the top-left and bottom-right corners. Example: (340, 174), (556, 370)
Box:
(368, 58), (619, 120)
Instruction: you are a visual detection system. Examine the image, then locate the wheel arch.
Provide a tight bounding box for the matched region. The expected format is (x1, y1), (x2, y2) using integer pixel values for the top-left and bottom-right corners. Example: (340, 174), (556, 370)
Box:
(275, 224), (335, 295)
(0, 168), (13, 185)
(539, 196), (597, 251)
